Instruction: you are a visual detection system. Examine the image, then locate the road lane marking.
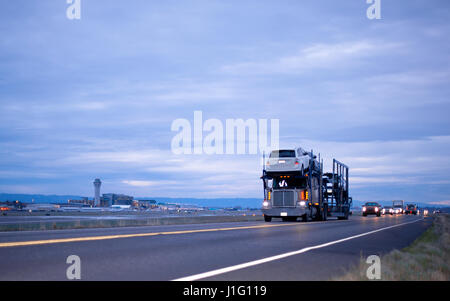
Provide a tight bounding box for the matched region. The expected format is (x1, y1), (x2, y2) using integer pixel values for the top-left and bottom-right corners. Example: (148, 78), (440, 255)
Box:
(172, 218), (425, 281)
(0, 222), (316, 248)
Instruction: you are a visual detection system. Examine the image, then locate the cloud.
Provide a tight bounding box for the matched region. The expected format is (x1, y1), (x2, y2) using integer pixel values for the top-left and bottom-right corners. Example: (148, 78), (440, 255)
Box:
(221, 40), (402, 74)
(429, 200), (450, 206)
(122, 180), (177, 187)
(283, 135), (450, 187)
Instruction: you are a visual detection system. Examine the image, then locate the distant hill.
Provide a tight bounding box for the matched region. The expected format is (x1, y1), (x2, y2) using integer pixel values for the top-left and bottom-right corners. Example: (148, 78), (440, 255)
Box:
(0, 193), (263, 208)
(1, 193), (447, 210)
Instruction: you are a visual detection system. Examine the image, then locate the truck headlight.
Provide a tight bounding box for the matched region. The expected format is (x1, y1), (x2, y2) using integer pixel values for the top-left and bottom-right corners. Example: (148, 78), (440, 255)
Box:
(362, 207), (366, 212)
(299, 201), (306, 207)
(262, 201), (269, 207)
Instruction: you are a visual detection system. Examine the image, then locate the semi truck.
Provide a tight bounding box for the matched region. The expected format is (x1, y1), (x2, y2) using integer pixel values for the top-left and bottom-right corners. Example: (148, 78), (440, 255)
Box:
(261, 148), (351, 222)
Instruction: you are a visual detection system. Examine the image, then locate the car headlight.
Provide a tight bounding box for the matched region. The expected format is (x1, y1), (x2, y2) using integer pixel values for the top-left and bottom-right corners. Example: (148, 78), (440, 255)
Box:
(362, 207), (366, 212)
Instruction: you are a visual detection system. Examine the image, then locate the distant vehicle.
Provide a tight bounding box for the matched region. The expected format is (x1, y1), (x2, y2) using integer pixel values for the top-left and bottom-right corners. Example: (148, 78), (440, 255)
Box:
(392, 200), (404, 214)
(423, 209), (429, 216)
(433, 209), (441, 214)
(382, 206), (394, 215)
(111, 205), (131, 211)
(404, 204), (418, 215)
(266, 147), (319, 175)
(362, 202), (381, 217)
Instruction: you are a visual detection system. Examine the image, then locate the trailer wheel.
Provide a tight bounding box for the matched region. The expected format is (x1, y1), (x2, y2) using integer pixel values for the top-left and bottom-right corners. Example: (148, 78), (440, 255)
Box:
(264, 215), (272, 222)
(313, 207), (322, 221)
(343, 209), (349, 220)
(323, 205), (327, 221)
(339, 209), (349, 220)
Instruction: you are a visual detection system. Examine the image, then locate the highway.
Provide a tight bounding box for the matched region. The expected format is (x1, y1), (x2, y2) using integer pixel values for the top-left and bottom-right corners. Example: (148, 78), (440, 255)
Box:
(0, 214), (431, 281)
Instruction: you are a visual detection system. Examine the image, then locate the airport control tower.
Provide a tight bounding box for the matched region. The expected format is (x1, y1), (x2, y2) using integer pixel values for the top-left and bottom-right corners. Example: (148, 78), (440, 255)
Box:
(93, 178), (102, 207)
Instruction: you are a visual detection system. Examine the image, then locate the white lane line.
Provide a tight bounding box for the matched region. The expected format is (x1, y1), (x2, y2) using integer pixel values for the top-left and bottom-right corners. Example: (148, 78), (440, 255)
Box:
(172, 218), (424, 281)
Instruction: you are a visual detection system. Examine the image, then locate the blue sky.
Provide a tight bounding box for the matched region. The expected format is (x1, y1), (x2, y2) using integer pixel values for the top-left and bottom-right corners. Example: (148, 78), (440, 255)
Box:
(0, 0), (449, 205)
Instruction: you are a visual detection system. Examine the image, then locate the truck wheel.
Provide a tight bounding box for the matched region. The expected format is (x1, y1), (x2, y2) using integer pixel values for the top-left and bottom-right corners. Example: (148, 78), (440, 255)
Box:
(314, 209), (322, 221)
(264, 215), (272, 222)
(323, 205), (328, 221)
(339, 210), (349, 220)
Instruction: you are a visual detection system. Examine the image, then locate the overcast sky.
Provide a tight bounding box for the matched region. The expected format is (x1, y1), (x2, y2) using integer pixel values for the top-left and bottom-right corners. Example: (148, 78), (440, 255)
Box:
(0, 0), (449, 205)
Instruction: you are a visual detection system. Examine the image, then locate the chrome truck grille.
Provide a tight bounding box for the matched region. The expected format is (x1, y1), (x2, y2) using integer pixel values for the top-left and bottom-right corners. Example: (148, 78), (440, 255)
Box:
(272, 190), (296, 207)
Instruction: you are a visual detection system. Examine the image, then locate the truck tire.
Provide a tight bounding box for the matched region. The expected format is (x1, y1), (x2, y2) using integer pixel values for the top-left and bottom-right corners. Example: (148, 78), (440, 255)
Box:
(339, 209), (349, 220)
(264, 215), (272, 222)
(314, 208), (322, 221)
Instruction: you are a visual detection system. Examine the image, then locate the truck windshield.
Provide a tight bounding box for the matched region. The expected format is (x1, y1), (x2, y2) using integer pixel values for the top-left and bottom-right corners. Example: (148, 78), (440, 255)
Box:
(272, 176), (307, 189)
(270, 150), (295, 158)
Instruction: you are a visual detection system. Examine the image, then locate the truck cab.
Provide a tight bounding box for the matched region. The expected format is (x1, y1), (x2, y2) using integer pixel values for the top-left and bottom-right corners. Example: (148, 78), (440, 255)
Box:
(262, 172), (321, 222)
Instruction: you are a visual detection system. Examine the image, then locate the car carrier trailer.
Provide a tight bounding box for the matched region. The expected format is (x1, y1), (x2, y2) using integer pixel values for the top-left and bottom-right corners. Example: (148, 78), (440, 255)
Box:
(392, 200), (404, 214)
(261, 149), (351, 222)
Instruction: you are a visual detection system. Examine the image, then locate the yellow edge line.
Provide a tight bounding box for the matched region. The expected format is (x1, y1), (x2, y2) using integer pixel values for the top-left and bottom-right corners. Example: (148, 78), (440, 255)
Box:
(0, 223), (299, 248)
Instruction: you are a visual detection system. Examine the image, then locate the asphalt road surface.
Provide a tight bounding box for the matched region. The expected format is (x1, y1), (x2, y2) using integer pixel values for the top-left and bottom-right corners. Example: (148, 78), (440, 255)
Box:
(0, 214), (431, 280)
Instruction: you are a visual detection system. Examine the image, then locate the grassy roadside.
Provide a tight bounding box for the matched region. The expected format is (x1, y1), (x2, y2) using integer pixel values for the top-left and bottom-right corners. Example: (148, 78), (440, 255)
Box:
(334, 214), (450, 281)
(0, 214), (264, 232)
